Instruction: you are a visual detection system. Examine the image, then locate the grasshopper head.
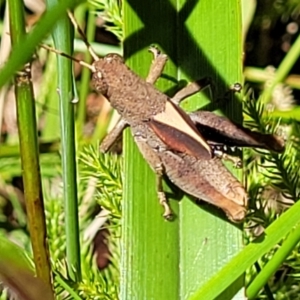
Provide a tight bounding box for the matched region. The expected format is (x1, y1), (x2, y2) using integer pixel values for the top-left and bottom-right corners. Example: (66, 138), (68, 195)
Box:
(92, 54), (125, 98)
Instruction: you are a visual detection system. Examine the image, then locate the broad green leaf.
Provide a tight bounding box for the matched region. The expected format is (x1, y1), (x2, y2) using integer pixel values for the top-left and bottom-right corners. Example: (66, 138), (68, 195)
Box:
(121, 1), (243, 299)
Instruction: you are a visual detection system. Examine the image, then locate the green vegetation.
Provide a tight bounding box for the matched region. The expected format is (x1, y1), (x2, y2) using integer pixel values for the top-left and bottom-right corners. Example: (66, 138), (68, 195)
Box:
(0, 0), (300, 299)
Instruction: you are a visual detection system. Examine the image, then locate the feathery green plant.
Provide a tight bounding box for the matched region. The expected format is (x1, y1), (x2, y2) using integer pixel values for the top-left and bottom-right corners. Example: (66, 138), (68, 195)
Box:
(242, 90), (300, 299)
(89, 0), (122, 41)
(80, 146), (122, 219)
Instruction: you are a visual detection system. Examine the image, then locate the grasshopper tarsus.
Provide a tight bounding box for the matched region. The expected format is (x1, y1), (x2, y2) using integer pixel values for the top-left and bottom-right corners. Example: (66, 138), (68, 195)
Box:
(212, 81), (242, 106)
(163, 212), (175, 221)
(155, 166), (174, 221)
(158, 191), (174, 221)
(148, 45), (161, 58)
(230, 82), (242, 93)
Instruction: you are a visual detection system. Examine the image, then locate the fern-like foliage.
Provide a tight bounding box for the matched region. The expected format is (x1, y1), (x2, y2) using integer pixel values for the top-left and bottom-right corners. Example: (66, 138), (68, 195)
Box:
(80, 145), (122, 219)
(74, 145), (121, 299)
(53, 244), (119, 299)
(244, 92), (300, 206)
(89, 0), (123, 41)
(38, 146), (122, 299)
(244, 91), (300, 298)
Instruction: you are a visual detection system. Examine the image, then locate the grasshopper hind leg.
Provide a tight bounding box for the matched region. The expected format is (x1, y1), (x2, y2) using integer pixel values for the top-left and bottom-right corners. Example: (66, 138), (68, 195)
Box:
(171, 78), (212, 105)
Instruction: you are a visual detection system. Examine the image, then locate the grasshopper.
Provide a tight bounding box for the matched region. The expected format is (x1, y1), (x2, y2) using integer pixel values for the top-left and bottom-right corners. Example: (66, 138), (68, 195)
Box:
(94, 48), (284, 222)
(49, 13), (284, 222)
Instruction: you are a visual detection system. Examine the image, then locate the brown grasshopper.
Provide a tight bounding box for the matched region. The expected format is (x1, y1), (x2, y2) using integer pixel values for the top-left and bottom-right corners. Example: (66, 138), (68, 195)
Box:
(94, 48), (284, 222)
(49, 13), (284, 222)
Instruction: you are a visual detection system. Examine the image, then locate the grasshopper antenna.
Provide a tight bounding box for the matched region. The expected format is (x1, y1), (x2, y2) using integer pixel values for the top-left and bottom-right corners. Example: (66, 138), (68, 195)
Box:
(40, 44), (96, 72)
(67, 10), (100, 62)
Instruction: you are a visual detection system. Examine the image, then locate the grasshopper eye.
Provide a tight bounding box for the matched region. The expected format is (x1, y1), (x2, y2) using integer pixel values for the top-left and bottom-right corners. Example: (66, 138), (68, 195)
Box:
(92, 71), (108, 96)
(96, 71), (102, 79)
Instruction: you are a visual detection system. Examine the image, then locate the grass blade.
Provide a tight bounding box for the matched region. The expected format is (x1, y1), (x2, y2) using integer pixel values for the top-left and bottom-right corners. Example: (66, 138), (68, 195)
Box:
(8, 0), (52, 288)
(261, 34), (300, 103)
(121, 0), (243, 299)
(190, 198), (300, 299)
(0, 0), (83, 89)
(178, 1), (243, 299)
(247, 222), (300, 299)
(121, 1), (179, 299)
(46, 0), (81, 281)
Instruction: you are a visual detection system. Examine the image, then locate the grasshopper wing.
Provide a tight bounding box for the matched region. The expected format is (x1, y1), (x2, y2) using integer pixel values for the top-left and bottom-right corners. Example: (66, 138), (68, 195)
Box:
(190, 111), (284, 152)
(149, 100), (212, 159)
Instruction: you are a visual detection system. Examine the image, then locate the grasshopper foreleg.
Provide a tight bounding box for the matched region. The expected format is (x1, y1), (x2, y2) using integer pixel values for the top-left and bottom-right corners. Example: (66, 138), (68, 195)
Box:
(100, 118), (128, 153)
(146, 46), (168, 84)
